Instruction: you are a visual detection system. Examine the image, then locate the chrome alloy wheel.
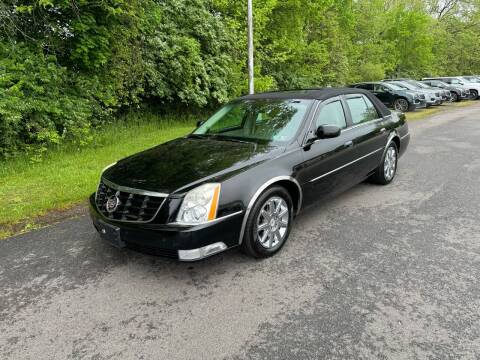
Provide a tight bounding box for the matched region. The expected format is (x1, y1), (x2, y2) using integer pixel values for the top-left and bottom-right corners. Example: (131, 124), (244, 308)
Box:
(394, 98), (409, 112)
(384, 146), (397, 181)
(256, 196), (289, 249)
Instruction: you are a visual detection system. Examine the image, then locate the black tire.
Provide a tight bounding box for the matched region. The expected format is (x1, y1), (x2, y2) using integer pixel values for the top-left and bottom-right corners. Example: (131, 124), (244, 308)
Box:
(469, 89), (479, 100)
(393, 98), (410, 112)
(370, 142), (398, 185)
(450, 91), (459, 102)
(241, 186), (294, 258)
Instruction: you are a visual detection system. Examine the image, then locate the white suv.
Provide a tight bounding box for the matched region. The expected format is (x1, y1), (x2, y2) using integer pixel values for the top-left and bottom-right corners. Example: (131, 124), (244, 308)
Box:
(423, 77), (480, 100)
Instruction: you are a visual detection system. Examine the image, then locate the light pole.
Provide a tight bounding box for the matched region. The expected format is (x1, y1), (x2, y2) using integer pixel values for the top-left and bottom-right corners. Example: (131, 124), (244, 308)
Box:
(247, 0), (254, 94)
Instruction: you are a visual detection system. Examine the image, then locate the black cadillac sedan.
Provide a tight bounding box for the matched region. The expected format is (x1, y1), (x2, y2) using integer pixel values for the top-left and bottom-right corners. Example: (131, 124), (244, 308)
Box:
(90, 88), (410, 261)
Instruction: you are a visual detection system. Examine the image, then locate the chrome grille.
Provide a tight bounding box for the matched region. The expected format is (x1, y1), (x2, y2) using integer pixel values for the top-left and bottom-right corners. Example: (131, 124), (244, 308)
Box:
(95, 181), (165, 222)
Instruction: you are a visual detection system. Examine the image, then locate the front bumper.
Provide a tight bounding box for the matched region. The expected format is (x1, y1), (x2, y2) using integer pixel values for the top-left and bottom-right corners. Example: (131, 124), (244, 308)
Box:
(414, 99), (427, 109)
(89, 194), (243, 261)
(426, 97), (442, 105)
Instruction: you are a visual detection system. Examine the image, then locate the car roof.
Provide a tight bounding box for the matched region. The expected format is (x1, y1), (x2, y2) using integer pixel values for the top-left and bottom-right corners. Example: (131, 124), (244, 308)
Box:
(239, 87), (373, 100)
(240, 87), (391, 117)
(352, 82), (383, 85)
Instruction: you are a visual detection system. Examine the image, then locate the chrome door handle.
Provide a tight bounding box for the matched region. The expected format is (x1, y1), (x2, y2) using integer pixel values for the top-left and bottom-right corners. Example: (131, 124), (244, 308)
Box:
(344, 140), (353, 148)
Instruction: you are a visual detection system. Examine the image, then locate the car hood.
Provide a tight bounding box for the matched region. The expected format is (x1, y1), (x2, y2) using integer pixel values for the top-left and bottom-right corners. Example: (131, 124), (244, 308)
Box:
(102, 136), (283, 194)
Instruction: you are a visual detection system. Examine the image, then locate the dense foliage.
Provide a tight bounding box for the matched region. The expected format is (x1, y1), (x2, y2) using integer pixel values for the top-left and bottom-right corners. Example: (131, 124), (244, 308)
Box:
(1, 0), (480, 157)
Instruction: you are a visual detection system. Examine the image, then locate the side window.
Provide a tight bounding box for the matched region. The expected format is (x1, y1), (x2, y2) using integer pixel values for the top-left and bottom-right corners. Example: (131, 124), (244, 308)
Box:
(373, 84), (387, 92)
(346, 96), (379, 125)
(315, 100), (347, 129)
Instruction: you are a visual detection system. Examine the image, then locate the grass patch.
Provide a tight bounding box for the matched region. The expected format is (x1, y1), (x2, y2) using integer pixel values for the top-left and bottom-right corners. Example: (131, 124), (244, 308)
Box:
(406, 100), (476, 121)
(0, 112), (195, 238)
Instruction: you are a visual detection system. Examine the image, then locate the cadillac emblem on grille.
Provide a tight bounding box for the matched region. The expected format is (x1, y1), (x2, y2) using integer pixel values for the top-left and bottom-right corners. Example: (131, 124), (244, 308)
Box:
(105, 195), (120, 213)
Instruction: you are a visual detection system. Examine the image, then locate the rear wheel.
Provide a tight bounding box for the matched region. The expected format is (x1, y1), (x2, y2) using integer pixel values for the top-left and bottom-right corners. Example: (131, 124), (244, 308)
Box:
(450, 91), (459, 102)
(393, 98), (410, 112)
(370, 142), (398, 185)
(241, 186), (293, 258)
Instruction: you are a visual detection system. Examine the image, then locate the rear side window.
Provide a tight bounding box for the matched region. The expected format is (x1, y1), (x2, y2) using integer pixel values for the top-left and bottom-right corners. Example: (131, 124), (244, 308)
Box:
(346, 96), (379, 125)
(315, 101), (347, 129)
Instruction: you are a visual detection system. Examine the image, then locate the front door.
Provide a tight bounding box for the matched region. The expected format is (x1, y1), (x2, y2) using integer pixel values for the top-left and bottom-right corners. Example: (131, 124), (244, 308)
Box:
(372, 84), (395, 107)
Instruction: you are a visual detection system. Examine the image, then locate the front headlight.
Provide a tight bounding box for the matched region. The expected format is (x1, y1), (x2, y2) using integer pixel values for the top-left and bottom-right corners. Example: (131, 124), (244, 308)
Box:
(176, 183), (221, 224)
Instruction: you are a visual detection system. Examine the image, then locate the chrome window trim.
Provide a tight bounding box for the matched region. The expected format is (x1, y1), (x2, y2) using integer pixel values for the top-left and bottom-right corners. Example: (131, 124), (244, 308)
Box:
(308, 147), (384, 183)
(302, 97), (387, 146)
(238, 176), (303, 245)
(101, 178), (169, 198)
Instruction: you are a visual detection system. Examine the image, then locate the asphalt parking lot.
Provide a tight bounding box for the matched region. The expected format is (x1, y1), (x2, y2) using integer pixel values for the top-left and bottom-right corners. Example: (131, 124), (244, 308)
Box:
(1, 103), (480, 360)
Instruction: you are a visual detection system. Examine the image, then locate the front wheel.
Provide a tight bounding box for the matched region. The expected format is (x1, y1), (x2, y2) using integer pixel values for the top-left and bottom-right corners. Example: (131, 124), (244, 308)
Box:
(469, 89), (479, 100)
(393, 98), (410, 112)
(241, 186), (293, 258)
(370, 142), (398, 185)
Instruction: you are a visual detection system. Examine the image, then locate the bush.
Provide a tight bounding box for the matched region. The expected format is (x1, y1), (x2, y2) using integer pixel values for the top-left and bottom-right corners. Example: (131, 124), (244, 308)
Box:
(0, 43), (96, 158)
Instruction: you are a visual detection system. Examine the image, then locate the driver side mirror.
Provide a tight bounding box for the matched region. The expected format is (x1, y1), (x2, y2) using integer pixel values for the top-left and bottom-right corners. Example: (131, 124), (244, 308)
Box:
(316, 125), (341, 139)
(196, 120), (205, 128)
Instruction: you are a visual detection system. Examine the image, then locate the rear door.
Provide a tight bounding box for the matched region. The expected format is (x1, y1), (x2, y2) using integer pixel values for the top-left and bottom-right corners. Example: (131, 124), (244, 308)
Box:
(298, 97), (358, 206)
(343, 94), (389, 179)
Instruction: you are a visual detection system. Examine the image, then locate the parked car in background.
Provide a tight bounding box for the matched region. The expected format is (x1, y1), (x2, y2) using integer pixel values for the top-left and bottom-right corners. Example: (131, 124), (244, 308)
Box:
(383, 80), (442, 106)
(404, 80), (452, 102)
(422, 77), (480, 100)
(461, 75), (480, 83)
(90, 88), (409, 261)
(349, 82), (426, 112)
(420, 79), (470, 102)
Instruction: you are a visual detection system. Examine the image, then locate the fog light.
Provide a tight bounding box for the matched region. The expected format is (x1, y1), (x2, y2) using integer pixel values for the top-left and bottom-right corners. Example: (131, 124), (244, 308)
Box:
(178, 242), (227, 261)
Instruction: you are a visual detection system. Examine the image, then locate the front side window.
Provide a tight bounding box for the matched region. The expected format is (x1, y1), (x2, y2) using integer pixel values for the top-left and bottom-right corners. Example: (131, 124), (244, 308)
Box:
(374, 84), (389, 92)
(315, 100), (347, 129)
(194, 99), (312, 144)
(346, 96), (379, 125)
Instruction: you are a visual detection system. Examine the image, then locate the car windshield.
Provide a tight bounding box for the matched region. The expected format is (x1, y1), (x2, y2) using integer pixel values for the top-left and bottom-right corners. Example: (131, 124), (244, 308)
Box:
(467, 77), (480, 83)
(412, 81), (429, 88)
(392, 81), (414, 90)
(384, 83), (404, 91)
(433, 81), (449, 87)
(193, 99), (312, 144)
(404, 80), (422, 89)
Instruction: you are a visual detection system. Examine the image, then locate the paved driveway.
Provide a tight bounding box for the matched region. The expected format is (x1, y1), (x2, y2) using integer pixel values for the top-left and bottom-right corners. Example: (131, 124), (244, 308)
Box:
(1, 104), (480, 359)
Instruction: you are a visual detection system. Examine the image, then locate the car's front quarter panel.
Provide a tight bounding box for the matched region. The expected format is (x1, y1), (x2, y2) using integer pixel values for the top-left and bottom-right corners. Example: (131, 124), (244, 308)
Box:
(218, 145), (304, 212)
